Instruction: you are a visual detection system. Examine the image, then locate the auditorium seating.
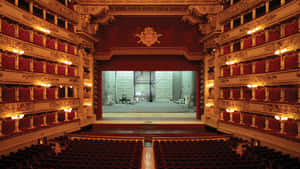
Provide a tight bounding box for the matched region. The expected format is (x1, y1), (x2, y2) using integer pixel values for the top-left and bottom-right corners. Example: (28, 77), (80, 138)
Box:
(154, 139), (265, 169)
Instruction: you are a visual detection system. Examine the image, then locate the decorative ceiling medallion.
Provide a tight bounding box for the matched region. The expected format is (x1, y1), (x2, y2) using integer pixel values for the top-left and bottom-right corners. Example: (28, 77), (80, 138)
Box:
(136, 27), (163, 47)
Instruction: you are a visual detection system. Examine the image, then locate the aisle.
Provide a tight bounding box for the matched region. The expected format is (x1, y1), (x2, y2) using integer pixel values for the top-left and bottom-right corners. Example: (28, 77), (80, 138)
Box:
(142, 146), (155, 169)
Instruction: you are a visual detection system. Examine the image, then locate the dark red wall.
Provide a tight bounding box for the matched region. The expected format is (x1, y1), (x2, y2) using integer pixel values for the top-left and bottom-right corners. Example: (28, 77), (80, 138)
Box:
(95, 16), (203, 53)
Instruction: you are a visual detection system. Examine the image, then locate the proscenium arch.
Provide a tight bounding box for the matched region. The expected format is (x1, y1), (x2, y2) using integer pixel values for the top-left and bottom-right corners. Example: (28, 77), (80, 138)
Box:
(95, 55), (204, 120)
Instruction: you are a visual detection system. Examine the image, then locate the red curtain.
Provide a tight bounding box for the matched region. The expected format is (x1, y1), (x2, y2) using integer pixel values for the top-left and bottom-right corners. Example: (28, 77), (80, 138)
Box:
(285, 19), (298, 36)
(33, 60), (43, 73)
(58, 65), (66, 75)
(284, 87), (298, 103)
(57, 41), (65, 52)
(1, 54), (15, 70)
(269, 87), (281, 102)
(232, 112), (240, 123)
(223, 111), (230, 122)
(223, 88), (230, 99)
(68, 67), (75, 76)
(58, 112), (65, 122)
(67, 45), (75, 55)
(243, 36), (252, 49)
(255, 87), (265, 101)
(268, 56), (281, 72)
(284, 120), (298, 136)
(224, 23), (230, 32)
(222, 66), (230, 77)
(232, 88), (240, 100)
(34, 87), (44, 100)
(34, 115), (44, 128)
(223, 45), (230, 55)
(2, 119), (15, 135)
(2, 86), (16, 103)
(68, 23), (74, 32)
(268, 26), (280, 42)
(68, 110), (75, 120)
(46, 88), (55, 100)
(1, 20), (15, 37)
(46, 113), (55, 125)
(284, 52), (298, 70)
(243, 113), (252, 127)
(268, 118), (280, 133)
(19, 87), (31, 102)
(255, 60), (265, 73)
(255, 116), (265, 129)
(46, 62), (55, 74)
(46, 38), (55, 49)
(19, 116), (31, 130)
(232, 64), (240, 76)
(33, 33), (43, 46)
(255, 31), (265, 46)
(243, 88), (252, 101)
(19, 27), (30, 42)
(243, 62), (252, 75)
(18, 57), (30, 71)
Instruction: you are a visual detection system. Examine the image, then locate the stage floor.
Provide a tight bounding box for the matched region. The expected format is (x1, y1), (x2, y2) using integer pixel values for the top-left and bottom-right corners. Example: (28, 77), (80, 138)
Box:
(100, 112), (199, 124)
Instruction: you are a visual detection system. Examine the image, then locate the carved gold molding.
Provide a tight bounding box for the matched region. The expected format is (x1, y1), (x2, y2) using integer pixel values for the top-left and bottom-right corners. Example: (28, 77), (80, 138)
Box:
(78, 0), (219, 5)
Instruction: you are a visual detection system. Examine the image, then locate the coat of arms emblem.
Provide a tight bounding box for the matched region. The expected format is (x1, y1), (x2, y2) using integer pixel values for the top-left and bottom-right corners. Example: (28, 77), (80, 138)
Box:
(136, 27), (163, 47)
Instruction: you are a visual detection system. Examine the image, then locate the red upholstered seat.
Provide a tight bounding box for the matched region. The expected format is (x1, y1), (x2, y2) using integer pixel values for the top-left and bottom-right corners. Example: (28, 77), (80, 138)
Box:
(269, 87), (281, 102)
(284, 19), (298, 36)
(2, 86), (16, 103)
(68, 23), (74, 32)
(268, 25), (280, 42)
(268, 56), (281, 72)
(284, 52), (298, 70)
(222, 65), (230, 77)
(19, 57), (31, 72)
(68, 110), (75, 120)
(223, 111), (230, 122)
(58, 112), (66, 122)
(284, 87), (298, 103)
(19, 27), (30, 42)
(1, 20), (15, 37)
(255, 60), (265, 73)
(19, 116), (31, 131)
(47, 113), (56, 125)
(33, 33), (44, 46)
(222, 88), (230, 99)
(232, 64), (240, 76)
(19, 87), (31, 102)
(34, 115), (44, 128)
(242, 113), (252, 127)
(224, 22), (230, 32)
(243, 36), (252, 49)
(34, 87), (44, 100)
(232, 112), (240, 123)
(46, 62), (55, 74)
(2, 119), (15, 135)
(284, 120), (298, 136)
(243, 88), (252, 101)
(255, 31), (265, 46)
(33, 60), (43, 73)
(255, 87), (265, 101)
(268, 118), (280, 133)
(1, 54), (15, 70)
(46, 38), (55, 49)
(255, 116), (265, 129)
(243, 62), (252, 75)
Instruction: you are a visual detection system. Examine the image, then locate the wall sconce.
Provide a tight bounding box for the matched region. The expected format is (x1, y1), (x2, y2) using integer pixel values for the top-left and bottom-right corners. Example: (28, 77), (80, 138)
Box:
(274, 48), (288, 55)
(247, 26), (262, 34)
(11, 114), (24, 120)
(64, 108), (72, 113)
(206, 83), (214, 88)
(84, 103), (92, 106)
(12, 49), (24, 55)
(63, 60), (72, 65)
(40, 83), (51, 87)
(275, 115), (288, 121)
(59, 85), (63, 88)
(225, 60), (237, 65)
(247, 84), (258, 88)
(84, 83), (93, 87)
(35, 26), (51, 34)
(226, 109), (235, 113)
(205, 103), (214, 107)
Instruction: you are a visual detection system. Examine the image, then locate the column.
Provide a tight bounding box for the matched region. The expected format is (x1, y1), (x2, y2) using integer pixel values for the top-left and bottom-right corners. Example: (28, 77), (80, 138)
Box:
(65, 111), (69, 121)
(30, 87), (34, 101)
(55, 87), (58, 99)
(14, 119), (20, 133)
(220, 88), (224, 99)
(42, 61), (46, 73)
(280, 88), (285, 102)
(30, 116), (34, 129)
(30, 58), (34, 72)
(0, 18), (2, 32)
(43, 114), (47, 126)
(54, 112), (58, 123)
(265, 1), (269, 13)
(230, 65), (233, 76)
(298, 52), (300, 70)
(229, 112), (233, 122)
(297, 121), (300, 139)
(15, 55), (19, 70)
(240, 63), (244, 75)
(229, 88), (233, 100)
(65, 87), (68, 98)
(265, 117), (270, 130)
(240, 113), (244, 125)
(43, 87), (47, 100)
(280, 121), (285, 134)
(298, 86), (300, 103)
(74, 110), (78, 120)
(220, 111), (224, 121)
(16, 87), (19, 102)
(280, 24), (285, 38)
(265, 88), (269, 102)
(265, 59), (270, 72)
(0, 86), (2, 102)
(280, 54), (285, 70)
(265, 30), (269, 42)
(251, 115), (256, 128)
(251, 88), (256, 101)
(43, 9), (46, 20)
(0, 120), (3, 136)
(240, 87), (243, 100)
(252, 62), (256, 73)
